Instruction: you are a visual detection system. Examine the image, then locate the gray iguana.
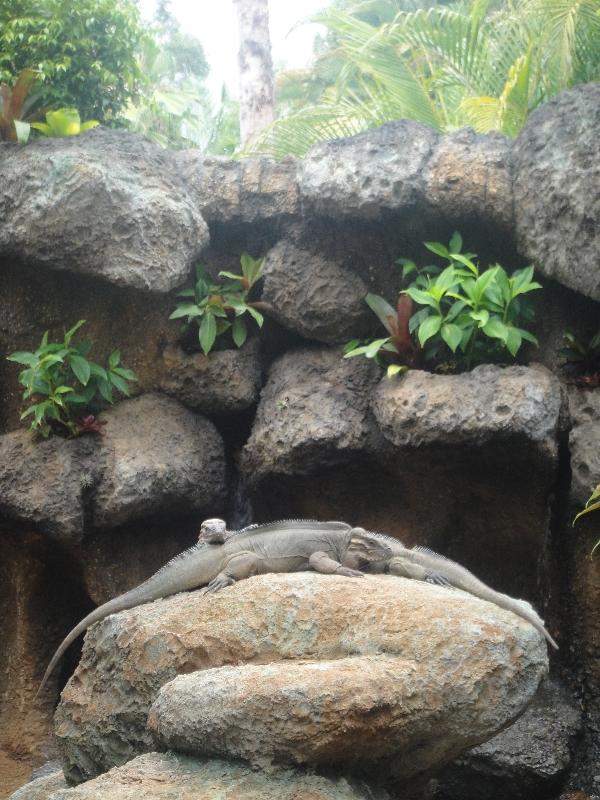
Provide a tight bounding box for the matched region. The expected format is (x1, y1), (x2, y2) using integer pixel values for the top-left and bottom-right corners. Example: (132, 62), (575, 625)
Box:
(38, 517), (557, 697)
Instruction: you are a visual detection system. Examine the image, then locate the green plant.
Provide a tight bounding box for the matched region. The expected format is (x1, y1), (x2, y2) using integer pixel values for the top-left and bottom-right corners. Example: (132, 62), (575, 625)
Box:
(0, 0), (146, 121)
(0, 68), (42, 143)
(562, 328), (600, 387)
(573, 484), (600, 556)
(170, 253), (270, 355)
(403, 233), (541, 371)
(7, 320), (137, 438)
(31, 108), (99, 137)
(344, 294), (418, 378)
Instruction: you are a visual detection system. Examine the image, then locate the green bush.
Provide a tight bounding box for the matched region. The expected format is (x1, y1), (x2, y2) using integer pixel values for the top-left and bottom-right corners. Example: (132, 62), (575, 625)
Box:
(170, 254), (267, 355)
(31, 108), (99, 137)
(7, 320), (137, 438)
(0, 0), (146, 120)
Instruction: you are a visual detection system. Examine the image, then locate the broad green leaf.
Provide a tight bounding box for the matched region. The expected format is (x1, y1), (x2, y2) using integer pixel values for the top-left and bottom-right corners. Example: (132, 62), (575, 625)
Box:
(387, 364), (408, 378)
(176, 288), (196, 298)
(505, 326), (522, 356)
(434, 265), (457, 293)
(344, 339), (361, 353)
(470, 309), (490, 327)
(482, 317), (509, 342)
(14, 119), (31, 143)
(446, 300), (467, 322)
(365, 293), (397, 333)
(449, 253), (479, 275)
(108, 350), (121, 369)
(109, 371), (131, 396)
(574, 500), (600, 525)
(6, 351), (36, 366)
(473, 268), (498, 303)
(418, 315), (442, 346)
(98, 378), (113, 403)
(441, 323), (463, 352)
(64, 319), (86, 345)
(344, 345), (372, 358)
(232, 317), (247, 348)
(54, 386), (73, 394)
(89, 362), (108, 381)
(218, 270), (244, 282)
(424, 241), (449, 259)
(404, 287), (439, 309)
(449, 231), (463, 254)
(396, 258), (416, 278)
(246, 306), (264, 328)
(409, 307), (429, 333)
(365, 338), (390, 358)
(69, 354), (91, 385)
(112, 366), (137, 381)
(199, 312), (217, 355)
(169, 304), (202, 320)
(518, 328), (538, 346)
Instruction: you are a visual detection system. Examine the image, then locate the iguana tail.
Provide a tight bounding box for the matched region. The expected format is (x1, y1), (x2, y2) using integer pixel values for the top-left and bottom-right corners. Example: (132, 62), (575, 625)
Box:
(390, 548), (558, 650)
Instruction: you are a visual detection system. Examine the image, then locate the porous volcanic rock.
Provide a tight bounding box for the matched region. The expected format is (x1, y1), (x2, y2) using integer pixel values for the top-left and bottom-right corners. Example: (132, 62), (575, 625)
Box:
(567, 386), (600, 506)
(0, 394), (225, 540)
(424, 129), (513, 231)
(55, 573), (547, 783)
(261, 240), (370, 343)
(300, 120), (438, 219)
(92, 393), (226, 529)
(372, 364), (563, 451)
(160, 339), (262, 414)
(47, 752), (386, 800)
(0, 128), (207, 292)
(173, 153), (300, 224)
(436, 680), (582, 800)
(241, 347), (381, 483)
(513, 84), (600, 301)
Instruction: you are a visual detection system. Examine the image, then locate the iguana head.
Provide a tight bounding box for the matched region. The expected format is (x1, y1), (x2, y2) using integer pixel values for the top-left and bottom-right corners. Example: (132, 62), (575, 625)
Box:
(344, 528), (392, 570)
(198, 518), (228, 543)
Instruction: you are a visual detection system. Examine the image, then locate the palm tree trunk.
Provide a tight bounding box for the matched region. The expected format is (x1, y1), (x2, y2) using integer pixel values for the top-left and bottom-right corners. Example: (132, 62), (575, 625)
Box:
(233, 0), (274, 147)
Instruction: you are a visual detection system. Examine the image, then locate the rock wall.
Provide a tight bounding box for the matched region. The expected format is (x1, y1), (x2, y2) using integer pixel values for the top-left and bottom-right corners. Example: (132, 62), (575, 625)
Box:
(1, 83), (599, 799)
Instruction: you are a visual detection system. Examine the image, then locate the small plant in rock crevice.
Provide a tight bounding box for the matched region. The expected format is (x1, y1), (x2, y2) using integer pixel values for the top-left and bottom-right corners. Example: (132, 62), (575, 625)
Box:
(170, 253), (272, 355)
(7, 320), (137, 438)
(31, 108), (99, 138)
(561, 328), (600, 388)
(345, 232), (542, 375)
(573, 484), (600, 556)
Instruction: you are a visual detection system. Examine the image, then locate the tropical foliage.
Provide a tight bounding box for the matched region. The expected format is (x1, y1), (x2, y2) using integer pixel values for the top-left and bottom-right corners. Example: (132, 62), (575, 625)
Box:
(345, 232), (542, 373)
(31, 108), (99, 137)
(562, 327), (600, 387)
(0, 0), (146, 121)
(170, 254), (269, 355)
(7, 321), (137, 438)
(247, 0), (600, 157)
(0, 68), (42, 143)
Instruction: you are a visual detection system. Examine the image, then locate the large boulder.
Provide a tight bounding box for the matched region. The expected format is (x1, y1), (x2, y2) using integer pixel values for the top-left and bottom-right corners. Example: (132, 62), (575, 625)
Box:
(0, 129), (208, 292)
(241, 347), (381, 484)
(513, 84), (600, 301)
(54, 573), (547, 783)
(160, 339), (262, 414)
(300, 121), (438, 219)
(46, 753), (386, 800)
(567, 386), (600, 506)
(261, 241), (370, 344)
(0, 394), (226, 540)
(8, 769), (67, 800)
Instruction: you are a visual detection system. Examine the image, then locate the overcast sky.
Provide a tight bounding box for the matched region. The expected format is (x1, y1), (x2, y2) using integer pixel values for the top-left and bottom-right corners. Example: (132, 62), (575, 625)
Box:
(138, 0), (328, 101)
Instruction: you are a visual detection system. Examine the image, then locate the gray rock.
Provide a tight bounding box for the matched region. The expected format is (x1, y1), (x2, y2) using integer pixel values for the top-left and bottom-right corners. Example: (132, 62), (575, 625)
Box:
(425, 129), (513, 230)
(160, 339), (262, 414)
(435, 681), (581, 800)
(55, 574), (547, 783)
(0, 394), (225, 541)
(300, 121), (437, 219)
(47, 752), (386, 800)
(93, 393), (226, 529)
(241, 347), (381, 484)
(0, 128), (208, 292)
(8, 770), (67, 800)
(261, 241), (370, 343)
(173, 152), (300, 224)
(568, 386), (600, 506)
(372, 364), (563, 450)
(514, 84), (600, 301)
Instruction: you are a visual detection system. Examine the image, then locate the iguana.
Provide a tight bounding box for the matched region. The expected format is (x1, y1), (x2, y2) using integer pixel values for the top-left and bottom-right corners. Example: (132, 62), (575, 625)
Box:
(199, 518), (558, 650)
(37, 520), (391, 696)
(38, 517), (557, 697)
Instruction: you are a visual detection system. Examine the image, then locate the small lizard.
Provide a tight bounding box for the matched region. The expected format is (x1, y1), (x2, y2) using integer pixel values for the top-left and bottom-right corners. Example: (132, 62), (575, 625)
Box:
(37, 520), (390, 696)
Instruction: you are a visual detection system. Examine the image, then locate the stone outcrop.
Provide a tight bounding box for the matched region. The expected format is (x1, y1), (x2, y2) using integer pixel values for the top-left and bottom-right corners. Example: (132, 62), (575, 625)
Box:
(55, 573), (547, 783)
(9, 769), (67, 800)
(46, 753), (386, 800)
(567, 387), (600, 506)
(160, 339), (262, 414)
(300, 120), (438, 219)
(261, 241), (370, 344)
(514, 84), (600, 302)
(242, 347), (381, 483)
(0, 394), (226, 540)
(0, 129), (208, 292)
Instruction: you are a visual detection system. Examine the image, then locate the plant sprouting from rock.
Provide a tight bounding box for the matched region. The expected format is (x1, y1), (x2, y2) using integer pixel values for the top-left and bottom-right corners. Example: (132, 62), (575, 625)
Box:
(561, 328), (600, 388)
(170, 253), (271, 355)
(31, 108), (99, 137)
(573, 484), (600, 556)
(7, 320), (137, 438)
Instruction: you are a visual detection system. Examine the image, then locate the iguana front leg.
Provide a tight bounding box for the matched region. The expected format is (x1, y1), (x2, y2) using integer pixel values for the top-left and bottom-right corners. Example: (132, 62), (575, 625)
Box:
(388, 555), (451, 587)
(202, 551), (260, 593)
(309, 551), (364, 578)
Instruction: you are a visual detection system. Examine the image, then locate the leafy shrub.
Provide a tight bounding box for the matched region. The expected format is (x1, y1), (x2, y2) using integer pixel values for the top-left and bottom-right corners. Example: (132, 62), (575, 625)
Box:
(170, 253), (269, 355)
(7, 320), (137, 438)
(345, 232), (542, 374)
(0, 0), (146, 121)
(0, 68), (41, 143)
(562, 328), (600, 388)
(573, 484), (600, 556)
(31, 108), (99, 137)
